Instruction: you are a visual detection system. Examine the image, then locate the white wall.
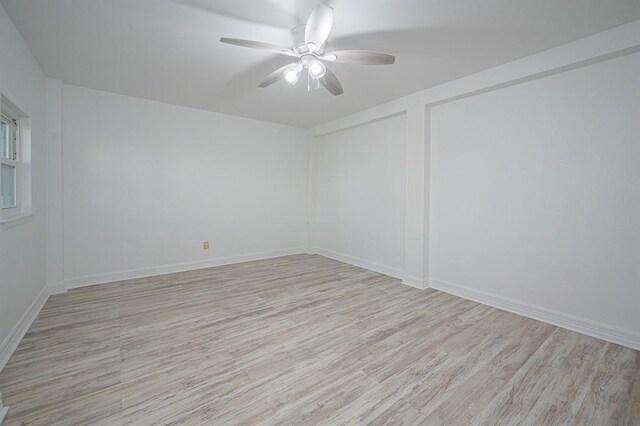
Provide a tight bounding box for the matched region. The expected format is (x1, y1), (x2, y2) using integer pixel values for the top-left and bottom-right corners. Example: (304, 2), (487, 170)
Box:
(310, 115), (406, 277)
(310, 23), (640, 348)
(61, 85), (309, 287)
(0, 4), (47, 361)
(430, 52), (640, 334)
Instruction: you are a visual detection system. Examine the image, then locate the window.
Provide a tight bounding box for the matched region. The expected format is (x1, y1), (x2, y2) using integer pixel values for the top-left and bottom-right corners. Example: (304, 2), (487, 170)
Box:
(1, 109), (19, 210)
(1, 96), (31, 226)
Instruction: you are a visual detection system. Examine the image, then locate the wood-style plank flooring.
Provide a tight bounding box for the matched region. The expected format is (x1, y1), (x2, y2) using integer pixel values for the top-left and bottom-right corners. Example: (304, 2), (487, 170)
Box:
(1, 254), (638, 425)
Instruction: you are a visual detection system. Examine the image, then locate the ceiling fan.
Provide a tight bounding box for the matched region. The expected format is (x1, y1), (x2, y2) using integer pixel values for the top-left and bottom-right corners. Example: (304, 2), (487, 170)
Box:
(220, 3), (395, 96)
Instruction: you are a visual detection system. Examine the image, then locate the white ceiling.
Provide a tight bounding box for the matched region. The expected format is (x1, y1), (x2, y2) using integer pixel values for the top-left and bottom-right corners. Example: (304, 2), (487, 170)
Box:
(2, 0), (639, 127)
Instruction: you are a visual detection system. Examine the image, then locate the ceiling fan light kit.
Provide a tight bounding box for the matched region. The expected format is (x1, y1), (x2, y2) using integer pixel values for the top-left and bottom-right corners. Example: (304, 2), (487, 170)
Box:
(220, 3), (396, 96)
(284, 64), (302, 84)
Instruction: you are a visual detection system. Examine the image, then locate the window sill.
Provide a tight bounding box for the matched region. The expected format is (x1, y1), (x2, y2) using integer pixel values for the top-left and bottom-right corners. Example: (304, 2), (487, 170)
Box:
(0, 212), (33, 230)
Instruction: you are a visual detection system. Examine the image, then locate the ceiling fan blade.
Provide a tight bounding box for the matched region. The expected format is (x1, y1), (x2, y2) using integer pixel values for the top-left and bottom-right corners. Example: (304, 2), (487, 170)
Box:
(304, 4), (333, 51)
(258, 63), (298, 88)
(320, 50), (395, 65)
(220, 37), (296, 56)
(320, 68), (343, 96)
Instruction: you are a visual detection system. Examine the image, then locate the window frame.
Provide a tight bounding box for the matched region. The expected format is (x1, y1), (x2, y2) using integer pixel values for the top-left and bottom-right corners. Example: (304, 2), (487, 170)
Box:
(0, 95), (32, 228)
(1, 109), (19, 212)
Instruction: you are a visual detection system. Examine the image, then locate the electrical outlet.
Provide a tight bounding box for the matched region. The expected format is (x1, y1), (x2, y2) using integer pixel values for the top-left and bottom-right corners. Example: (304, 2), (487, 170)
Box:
(203, 241), (209, 250)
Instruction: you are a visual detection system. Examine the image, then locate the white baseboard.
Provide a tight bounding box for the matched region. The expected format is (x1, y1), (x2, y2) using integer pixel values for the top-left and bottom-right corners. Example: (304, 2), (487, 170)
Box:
(401, 275), (429, 290)
(310, 248), (429, 291)
(0, 286), (49, 373)
(429, 277), (640, 351)
(0, 405), (8, 425)
(47, 282), (67, 295)
(311, 247), (404, 280)
(64, 247), (308, 289)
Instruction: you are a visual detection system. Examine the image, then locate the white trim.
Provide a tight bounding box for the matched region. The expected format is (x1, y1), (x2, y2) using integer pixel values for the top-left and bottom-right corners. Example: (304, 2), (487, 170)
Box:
(0, 212), (32, 223)
(0, 212), (33, 230)
(429, 277), (640, 351)
(47, 282), (67, 295)
(0, 389), (7, 425)
(0, 405), (8, 425)
(64, 247), (308, 289)
(401, 275), (429, 290)
(0, 286), (49, 372)
(1, 96), (32, 225)
(312, 248), (404, 280)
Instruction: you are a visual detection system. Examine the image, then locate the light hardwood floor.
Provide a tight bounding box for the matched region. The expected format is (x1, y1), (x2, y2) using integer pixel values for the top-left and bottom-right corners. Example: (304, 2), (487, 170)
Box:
(0, 254), (638, 425)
